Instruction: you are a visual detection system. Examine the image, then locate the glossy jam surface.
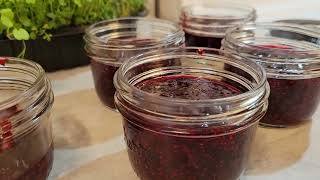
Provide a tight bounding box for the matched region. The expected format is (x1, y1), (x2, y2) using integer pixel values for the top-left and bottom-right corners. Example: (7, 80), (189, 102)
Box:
(185, 32), (223, 49)
(136, 75), (241, 99)
(91, 59), (118, 109)
(261, 77), (320, 127)
(122, 75), (257, 180)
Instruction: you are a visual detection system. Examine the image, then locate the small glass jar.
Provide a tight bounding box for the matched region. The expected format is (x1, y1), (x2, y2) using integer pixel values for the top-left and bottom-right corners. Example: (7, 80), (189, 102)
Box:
(84, 17), (185, 110)
(180, 3), (256, 49)
(223, 23), (320, 127)
(0, 57), (54, 179)
(114, 47), (269, 180)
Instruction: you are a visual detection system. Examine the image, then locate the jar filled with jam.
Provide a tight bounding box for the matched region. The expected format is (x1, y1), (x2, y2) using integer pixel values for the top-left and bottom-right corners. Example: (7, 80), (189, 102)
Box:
(114, 47), (269, 180)
(0, 57), (54, 179)
(84, 17), (185, 110)
(180, 3), (256, 49)
(223, 23), (320, 127)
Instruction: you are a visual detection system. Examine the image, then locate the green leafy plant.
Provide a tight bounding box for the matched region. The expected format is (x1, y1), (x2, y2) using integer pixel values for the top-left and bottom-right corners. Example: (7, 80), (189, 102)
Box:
(0, 0), (145, 41)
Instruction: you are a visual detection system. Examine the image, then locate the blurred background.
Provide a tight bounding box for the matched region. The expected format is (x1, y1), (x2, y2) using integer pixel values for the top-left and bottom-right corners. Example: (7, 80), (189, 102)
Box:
(149, 0), (320, 22)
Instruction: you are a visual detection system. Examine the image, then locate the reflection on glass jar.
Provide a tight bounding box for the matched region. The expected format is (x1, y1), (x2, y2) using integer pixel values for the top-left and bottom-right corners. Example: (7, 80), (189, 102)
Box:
(180, 3), (256, 49)
(114, 48), (269, 180)
(84, 17), (185, 110)
(223, 23), (320, 127)
(0, 57), (54, 179)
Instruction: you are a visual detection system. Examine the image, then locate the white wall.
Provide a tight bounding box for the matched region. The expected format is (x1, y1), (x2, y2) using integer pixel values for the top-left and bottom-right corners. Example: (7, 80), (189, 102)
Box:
(146, 0), (156, 17)
(158, 0), (320, 22)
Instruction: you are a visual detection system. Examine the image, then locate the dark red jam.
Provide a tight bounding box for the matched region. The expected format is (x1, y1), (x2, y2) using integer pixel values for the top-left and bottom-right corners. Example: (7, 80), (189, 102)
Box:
(0, 106), (53, 180)
(185, 32), (223, 49)
(261, 77), (320, 127)
(90, 59), (118, 109)
(136, 75), (241, 99)
(122, 75), (257, 180)
(0, 146), (53, 180)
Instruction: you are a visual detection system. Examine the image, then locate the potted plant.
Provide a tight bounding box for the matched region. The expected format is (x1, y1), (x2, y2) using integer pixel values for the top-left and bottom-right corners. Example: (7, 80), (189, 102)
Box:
(0, 0), (145, 72)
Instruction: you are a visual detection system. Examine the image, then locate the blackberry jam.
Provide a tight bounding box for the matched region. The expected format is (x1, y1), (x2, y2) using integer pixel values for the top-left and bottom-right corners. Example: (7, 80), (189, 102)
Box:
(264, 78), (320, 126)
(0, 57), (54, 179)
(180, 3), (256, 49)
(185, 32), (223, 49)
(223, 23), (320, 127)
(84, 17), (185, 110)
(114, 48), (269, 180)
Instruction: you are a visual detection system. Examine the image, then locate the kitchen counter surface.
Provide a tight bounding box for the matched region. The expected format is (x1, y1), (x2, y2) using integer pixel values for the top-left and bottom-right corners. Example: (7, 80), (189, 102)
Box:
(48, 66), (320, 180)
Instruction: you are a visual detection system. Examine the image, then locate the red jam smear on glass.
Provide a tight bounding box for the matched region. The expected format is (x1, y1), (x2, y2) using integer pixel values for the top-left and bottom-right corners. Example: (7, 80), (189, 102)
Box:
(123, 75), (257, 180)
(0, 106), (53, 180)
(185, 32), (223, 49)
(0, 57), (7, 66)
(261, 77), (320, 126)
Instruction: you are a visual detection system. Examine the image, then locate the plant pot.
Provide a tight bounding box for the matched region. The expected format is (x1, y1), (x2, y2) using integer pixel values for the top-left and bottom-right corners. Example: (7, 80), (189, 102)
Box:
(0, 26), (89, 72)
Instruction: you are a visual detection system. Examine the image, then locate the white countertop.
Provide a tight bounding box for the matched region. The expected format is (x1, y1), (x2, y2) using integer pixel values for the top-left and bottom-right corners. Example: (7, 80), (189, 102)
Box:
(47, 66), (320, 180)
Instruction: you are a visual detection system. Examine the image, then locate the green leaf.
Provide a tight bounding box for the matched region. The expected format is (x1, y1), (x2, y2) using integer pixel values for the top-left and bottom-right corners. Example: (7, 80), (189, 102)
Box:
(30, 32), (36, 39)
(1, 16), (13, 28)
(58, 0), (66, 6)
(74, 0), (82, 7)
(13, 28), (30, 40)
(26, 0), (36, 4)
(0, 9), (14, 19)
(20, 16), (32, 27)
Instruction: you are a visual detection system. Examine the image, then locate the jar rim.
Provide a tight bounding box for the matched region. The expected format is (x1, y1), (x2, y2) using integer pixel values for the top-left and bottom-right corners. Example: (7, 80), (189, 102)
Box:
(223, 22), (320, 78)
(180, 3), (256, 37)
(0, 57), (53, 141)
(225, 23), (320, 54)
(84, 17), (185, 50)
(114, 47), (269, 124)
(181, 3), (256, 21)
(0, 57), (45, 108)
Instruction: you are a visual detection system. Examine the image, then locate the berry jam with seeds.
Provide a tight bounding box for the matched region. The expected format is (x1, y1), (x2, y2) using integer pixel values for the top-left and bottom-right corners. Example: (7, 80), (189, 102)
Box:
(121, 75), (258, 180)
(222, 23), (320, 127)
(256, 45), (320, 127)
(136, 75), (241, 99)
(85, 18), (185, 110)
(91, 59), (119, 109)
(261, 77), (320, 127)
(185, 32), (223, 49)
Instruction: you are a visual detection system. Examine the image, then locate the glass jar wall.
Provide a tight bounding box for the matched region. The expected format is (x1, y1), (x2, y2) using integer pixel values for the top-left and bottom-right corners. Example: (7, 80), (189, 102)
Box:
(114, 47), (269, 180)
(223, 23), (320, 127)
(0, 57), (54, 179)
(180, 3), (256, 49)
(84, 17), (185, 110)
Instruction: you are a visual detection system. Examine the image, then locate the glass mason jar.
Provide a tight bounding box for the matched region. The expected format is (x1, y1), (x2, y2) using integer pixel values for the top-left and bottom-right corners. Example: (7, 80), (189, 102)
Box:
(84, 17), (185, 110)
(114, 47), (269, 180)
(223, 23), (320, 127)
(180, 3), (256, 49)
(0, 57), (54, 179)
